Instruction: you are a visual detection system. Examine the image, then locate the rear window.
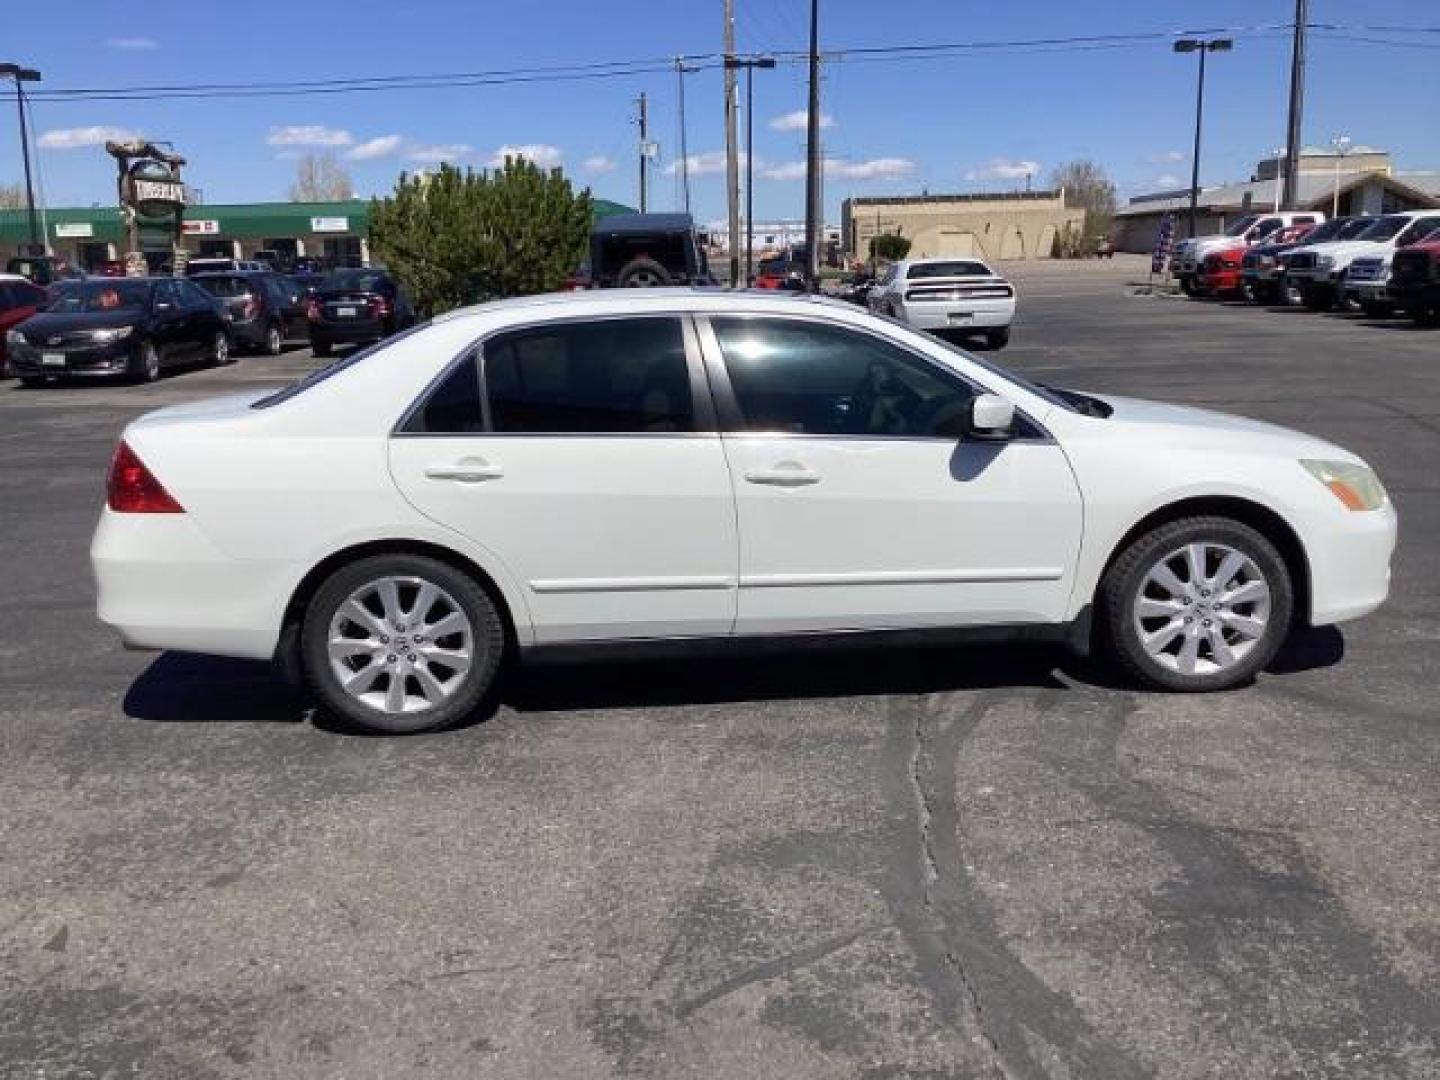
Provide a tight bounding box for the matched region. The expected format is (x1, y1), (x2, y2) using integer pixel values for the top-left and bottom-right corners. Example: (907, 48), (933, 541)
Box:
(193, 276), (254, 298)
(906, 261), (991, 279)
(324, 269), (390, 292)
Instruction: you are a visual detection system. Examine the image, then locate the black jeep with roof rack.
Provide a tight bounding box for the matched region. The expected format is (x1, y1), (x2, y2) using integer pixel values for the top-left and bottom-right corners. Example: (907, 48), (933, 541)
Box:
(589, 213), (714, 289)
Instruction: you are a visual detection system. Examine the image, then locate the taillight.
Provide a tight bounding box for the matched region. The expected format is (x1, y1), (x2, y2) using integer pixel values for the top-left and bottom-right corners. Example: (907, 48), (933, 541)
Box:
(106, 441), (184, 514)
(370, 295), (392, 317)
(306, 299), (322, 321)
(241, 293), (259, 320)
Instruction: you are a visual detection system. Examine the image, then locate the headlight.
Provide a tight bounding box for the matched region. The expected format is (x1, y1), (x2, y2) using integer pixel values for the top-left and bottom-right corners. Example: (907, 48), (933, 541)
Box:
(5, 329), (24, 347)
(1301, 459), (1387, 511)
(91, 326), (135, 344)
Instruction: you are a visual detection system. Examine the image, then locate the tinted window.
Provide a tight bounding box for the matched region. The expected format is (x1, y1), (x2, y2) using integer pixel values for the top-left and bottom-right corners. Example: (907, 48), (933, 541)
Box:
(1399, 218), (1440, 245)
(177, 280), (213, 307)
(193, 275), (253, 299)
(906, 261), (991, 279)
(48, 280), (153, 312)
(403, 355), (484, 433)
(484, 318), (692, 434)
(324, 269), (389, 292)
(1358, 216), (1410, 242)
(0, 283), (15, 308)
(711, 317), (973, 437)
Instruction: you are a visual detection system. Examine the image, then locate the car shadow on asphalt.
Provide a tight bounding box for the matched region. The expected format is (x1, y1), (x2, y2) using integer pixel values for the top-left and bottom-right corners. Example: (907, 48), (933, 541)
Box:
(119, 626), (1345, 731)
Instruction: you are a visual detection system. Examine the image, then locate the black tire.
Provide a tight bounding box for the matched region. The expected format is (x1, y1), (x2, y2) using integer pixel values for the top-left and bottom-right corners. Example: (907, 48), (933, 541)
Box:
(311, 340), (331, 358)
(301, 554), (506, 734)
(984, 327), (1011, 350)
(212, 331), (233, 367)
(1302, 286), (1334, 312)
(1096, 516), (1294, 693)
(615, 256), (673, 288)
(263, 323), (284, 356)
(1360, 300), (1393, 319)
(1179, 276), (1199, 297)
(1413, 305), (1440, 328)
(129, 340), (161, 383)
(18, 376), (45, 389)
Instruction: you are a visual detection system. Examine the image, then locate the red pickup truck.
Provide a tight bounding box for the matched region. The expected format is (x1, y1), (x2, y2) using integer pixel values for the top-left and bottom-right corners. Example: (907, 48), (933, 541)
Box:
(1196, 242), (1249, 297)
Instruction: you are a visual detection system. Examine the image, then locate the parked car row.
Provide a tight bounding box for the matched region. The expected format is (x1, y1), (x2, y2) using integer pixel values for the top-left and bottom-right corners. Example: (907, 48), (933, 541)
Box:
(1173, 209), (1440, 327)
(0, 267), (416, 386)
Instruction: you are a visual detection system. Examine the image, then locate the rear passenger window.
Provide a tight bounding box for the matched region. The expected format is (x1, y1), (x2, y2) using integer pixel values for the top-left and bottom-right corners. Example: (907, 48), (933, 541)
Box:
(483, 318), (693, 433)
(402, 354), (484, 434)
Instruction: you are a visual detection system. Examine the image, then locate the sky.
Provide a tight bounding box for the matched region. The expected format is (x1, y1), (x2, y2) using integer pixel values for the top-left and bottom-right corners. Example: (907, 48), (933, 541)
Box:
(3, 0), (1438, 225)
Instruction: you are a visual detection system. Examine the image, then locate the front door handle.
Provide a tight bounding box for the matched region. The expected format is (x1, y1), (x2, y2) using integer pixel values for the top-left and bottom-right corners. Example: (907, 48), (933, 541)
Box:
(744, 462), (821, 487)
(425, 459), (504, 483)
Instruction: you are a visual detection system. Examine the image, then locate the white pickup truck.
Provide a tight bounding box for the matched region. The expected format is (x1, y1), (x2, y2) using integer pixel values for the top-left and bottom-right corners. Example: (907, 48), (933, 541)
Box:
(1170, 211), (1324, 296)
(1284, 210), (1440, 311)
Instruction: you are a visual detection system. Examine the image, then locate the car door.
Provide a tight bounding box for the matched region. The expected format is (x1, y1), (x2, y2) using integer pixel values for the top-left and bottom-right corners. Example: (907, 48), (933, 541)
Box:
(150, 281), (188, 362)
(699, 314), (1083, 635)
(388, 314), (739, 643)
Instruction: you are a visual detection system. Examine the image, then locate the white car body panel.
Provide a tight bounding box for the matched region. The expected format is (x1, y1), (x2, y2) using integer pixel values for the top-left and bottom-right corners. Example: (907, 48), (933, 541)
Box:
(91, 289), (1396, 663)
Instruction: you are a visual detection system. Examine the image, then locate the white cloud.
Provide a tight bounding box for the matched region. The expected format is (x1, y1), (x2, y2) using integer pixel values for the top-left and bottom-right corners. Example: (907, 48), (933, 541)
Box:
(1147, 149), (1186, 164)
(964, 157), (1040, 182)
(769, 109), (835, 132)
(1155, 173), (1182, 188)
(409, 143), (472, 164)
(664, 150), (750, 177)
(347, 135), (403, 161)
(582, 155), (618, 174)
(267, 125), (354, 148)
(488, 144), (563, 168)
(761, 156), (915, 181)
(105, 37), (158, 50)
(38, 126), (141, 150)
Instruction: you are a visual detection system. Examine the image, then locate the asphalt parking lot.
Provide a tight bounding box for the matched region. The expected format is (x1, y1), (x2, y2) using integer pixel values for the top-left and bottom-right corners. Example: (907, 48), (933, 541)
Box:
(2, 258), (1437, 1079)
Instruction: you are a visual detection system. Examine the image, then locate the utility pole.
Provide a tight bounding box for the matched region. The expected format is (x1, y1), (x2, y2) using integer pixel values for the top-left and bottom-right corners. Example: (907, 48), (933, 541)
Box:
(1281, 0), (1308, 210)
(675, 58), (693, 215)
(723, 0), (741, 286)
(1, 63), (43, 255)
(636, 92), (649, 213)
(726, 54), (776, 286)
(803, 0), (822, 290)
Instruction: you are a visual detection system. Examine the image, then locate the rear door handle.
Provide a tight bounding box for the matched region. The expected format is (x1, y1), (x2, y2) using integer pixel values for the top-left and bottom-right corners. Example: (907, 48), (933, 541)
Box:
(425, 460), (504, 483)
(744, 463), (821, 487)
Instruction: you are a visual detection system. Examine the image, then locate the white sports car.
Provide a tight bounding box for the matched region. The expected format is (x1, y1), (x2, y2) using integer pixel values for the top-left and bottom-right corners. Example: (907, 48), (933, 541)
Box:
(866, 258), (1016, 349)
(93, 289), (1396, 733)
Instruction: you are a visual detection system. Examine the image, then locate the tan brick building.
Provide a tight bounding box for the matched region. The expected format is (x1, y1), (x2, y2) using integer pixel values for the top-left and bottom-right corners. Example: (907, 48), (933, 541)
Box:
(841, 190), (1085, 263)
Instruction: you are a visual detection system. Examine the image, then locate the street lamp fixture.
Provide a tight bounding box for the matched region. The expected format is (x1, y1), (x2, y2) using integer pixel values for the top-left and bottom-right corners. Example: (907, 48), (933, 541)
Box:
(0, 63), (43, 255)
(724, 54), (777, 285)
(1172, 38), (1233, 240)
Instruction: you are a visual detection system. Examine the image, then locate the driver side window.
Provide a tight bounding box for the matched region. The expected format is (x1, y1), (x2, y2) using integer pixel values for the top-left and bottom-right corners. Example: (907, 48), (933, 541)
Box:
(710, 317), (974, 438)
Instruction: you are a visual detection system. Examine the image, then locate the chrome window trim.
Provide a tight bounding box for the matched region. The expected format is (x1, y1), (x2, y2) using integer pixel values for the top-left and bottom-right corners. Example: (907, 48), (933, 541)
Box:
(693, 310), (1055, 444)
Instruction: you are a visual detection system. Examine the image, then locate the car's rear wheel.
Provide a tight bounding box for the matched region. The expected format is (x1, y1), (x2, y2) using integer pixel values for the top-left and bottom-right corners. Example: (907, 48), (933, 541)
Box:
(212, 331), (232, 366)
(1097, 516), (1293, 692)
(984, 327), (1011, 350)
(1302, 287), (1334, 312)
(311, 340), (331, 358)
(301, 554), (505, 734)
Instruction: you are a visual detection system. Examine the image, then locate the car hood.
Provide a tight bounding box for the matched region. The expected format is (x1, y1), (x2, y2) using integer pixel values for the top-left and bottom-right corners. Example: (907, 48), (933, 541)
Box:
(1297, 240), (1390, 260)
(1084, 393), (1356, 461)
(16, 309), (144, 338)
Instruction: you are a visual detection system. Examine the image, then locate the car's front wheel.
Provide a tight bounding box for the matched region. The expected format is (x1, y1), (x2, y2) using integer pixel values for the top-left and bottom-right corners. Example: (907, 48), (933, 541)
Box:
(1097, 516), (1293, 692)
(212, 331), (232, 366)
(301, 554), (506, 734)
(263, 323), (283, 356)
(130, 341), (161, 383)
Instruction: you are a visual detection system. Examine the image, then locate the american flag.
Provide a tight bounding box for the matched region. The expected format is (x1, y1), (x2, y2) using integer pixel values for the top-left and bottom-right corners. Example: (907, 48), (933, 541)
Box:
(1152, 213), (1176, 275)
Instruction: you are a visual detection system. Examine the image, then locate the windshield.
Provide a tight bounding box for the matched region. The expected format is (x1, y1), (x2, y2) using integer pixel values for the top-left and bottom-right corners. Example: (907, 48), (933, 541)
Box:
(1356, 216), (1411, 242)
(907, 261), (991, 279)
(1401, 218), (1440, 245)
(47, 280), (152, 312)
(323, 269), (389, 292)
(925, 332), (1078, 413)
(1224, 215), (1260, 237)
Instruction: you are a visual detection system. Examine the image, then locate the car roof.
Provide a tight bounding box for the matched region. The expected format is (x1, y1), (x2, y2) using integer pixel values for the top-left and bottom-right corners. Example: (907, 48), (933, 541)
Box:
(593, 212), (696, 234)
(432, 286), (856, 327)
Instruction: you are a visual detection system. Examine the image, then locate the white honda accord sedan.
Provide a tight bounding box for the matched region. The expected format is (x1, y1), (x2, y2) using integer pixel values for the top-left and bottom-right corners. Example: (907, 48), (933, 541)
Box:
(93, 289), (1396, 733)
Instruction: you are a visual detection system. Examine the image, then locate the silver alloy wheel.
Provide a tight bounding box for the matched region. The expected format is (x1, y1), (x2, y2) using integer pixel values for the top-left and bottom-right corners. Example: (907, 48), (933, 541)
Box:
(1132, 542), (1272, 676)
(326, 575), (475, 715)
(213, 333), (229, 365)
(624, 271), (664, 287)
(266, 326), (282, 354)
(141, 342), (159, 380)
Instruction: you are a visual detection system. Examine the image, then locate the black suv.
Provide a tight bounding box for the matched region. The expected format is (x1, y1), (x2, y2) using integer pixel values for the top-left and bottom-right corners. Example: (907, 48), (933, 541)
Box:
(589, 213), (713, 288)
(193, 270), (308, 355)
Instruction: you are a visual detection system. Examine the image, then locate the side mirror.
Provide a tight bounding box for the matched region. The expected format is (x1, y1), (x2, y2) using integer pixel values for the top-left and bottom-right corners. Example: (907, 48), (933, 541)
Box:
(966, 394), (1015, 440)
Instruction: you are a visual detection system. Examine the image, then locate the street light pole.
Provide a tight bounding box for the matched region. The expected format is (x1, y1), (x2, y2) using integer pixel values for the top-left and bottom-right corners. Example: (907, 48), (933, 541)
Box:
(803, 0), (822, 290)
(1331, 135), (1352, 217)
(1272, 148), (1285, 212)
(1173, 39), (1232, 240)
(1, 63), (43, 255)
(725, 54), (776, 286)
